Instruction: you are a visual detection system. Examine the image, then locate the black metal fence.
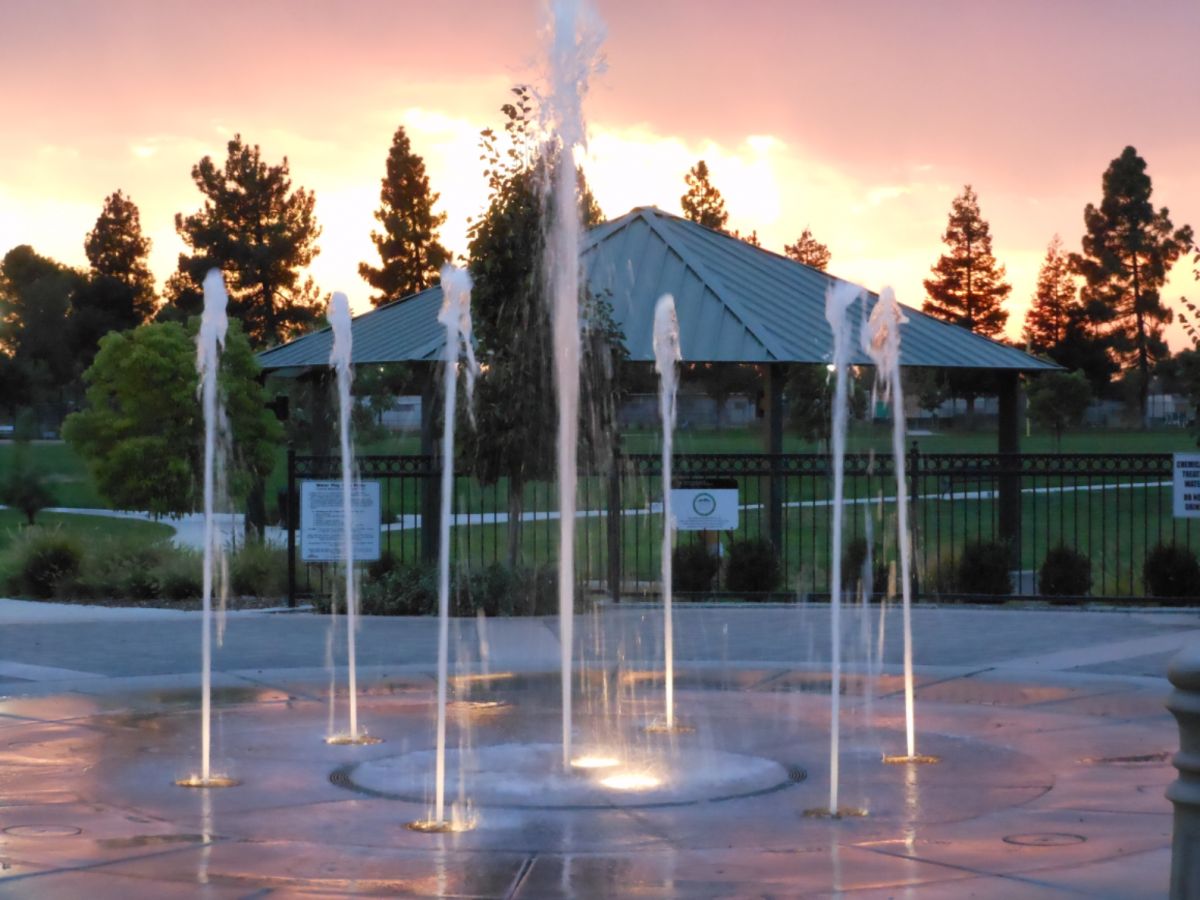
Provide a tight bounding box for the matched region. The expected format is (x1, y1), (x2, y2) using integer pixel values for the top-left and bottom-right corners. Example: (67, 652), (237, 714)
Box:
(287, 450), (1187, 603)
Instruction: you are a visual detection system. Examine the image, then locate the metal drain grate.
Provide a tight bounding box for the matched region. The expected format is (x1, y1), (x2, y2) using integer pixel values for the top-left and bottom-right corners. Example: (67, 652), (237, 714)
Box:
(787, 765), (807, 784)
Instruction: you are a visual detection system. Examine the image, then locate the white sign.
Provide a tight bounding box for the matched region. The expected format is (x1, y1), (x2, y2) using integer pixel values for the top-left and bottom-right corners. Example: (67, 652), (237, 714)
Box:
(670, 480), (739, 531)
(301, 481), (382, 561)
(1175, 454), (1200, 518)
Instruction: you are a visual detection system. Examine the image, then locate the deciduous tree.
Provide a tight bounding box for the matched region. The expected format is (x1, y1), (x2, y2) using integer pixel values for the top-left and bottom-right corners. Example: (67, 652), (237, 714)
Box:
(63, 319), (281, 516)
(1027, 371), (1093, 449)
(1069, 146), (1193, 420)
(358, 126), (452, 307)
(167, 135), (324, 349)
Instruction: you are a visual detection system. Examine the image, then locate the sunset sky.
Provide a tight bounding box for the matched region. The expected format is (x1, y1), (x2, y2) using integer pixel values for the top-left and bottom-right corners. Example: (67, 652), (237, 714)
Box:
(2, 0), (1199, 348)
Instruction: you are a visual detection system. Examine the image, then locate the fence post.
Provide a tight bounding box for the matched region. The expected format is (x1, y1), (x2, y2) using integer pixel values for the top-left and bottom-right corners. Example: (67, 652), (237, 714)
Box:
(286, 445), (296, 608)
(607, 446), (622, 603)
(420, 375), (439, 564)
(767, 363), (785, 557)
(909, 440), (921, 600)
(1168, 643), (1200, 897)
(997, 371), (1022, 551)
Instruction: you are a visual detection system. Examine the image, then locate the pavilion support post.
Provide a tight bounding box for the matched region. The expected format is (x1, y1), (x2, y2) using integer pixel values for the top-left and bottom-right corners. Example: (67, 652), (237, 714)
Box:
(767, 363), (785, 558)
(309, 371), (334, 460)
(997, 370), (1021, 556)
(420, 371), (440, 565)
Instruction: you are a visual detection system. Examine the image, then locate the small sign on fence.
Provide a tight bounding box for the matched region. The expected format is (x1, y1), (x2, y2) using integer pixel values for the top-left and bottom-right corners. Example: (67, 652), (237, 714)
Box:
(670, 477), (739, 531)
(300, 481), (382, 561)
(1174, 454), (1200, 518)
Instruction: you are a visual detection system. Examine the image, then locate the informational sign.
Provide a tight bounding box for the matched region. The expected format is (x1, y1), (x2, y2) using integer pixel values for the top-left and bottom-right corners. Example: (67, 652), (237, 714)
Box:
(1175, 454), (1200, 518)
(670, 477), (739, 531)
(301, 481), (382, 561)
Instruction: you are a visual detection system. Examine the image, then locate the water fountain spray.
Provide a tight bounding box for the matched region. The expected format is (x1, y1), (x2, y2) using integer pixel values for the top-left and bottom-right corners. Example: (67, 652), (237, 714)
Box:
(183, 269), (228, 788)
(327, 292), (367, 743)
(545, 0), (604, 771)
(824, 280), (862, 815)
(433, 267), (477, 827)
(652, 295), (681, 731)
(863, 288), (932, 764)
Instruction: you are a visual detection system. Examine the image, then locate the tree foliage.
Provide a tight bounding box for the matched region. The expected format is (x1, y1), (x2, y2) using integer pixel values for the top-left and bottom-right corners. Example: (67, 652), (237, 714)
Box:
(784, 227), (831, 271)
(85, 190), (156, 310)
(167, 135), (324, 349)
(1069, 146), (1193, 410)
(464, 89), (624, 563)
(785, 364), (867, 450)
(1027, 371), (1093, 448)
(62, 319), (281, 516)
(681, 160), (728, 231)
(1023, 235), (1078, 352)
(0, 245), (79, 398)
(358, 126), (451, 308)
(923, 185), (1011, 338)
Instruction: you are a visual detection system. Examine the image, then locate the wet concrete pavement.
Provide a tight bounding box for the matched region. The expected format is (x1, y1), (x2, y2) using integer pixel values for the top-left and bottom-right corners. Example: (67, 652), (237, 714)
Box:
(0, 601), (1191, 897)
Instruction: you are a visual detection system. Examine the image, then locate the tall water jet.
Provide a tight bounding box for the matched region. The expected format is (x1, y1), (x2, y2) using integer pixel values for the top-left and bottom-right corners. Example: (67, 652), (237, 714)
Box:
(863, 288), (931, 764)
(652, 294), (681, 731)
(185, 269), (228, 787)
(327, 292), (367, 743)
(823, 281), (862, 815)
(544, 0), (603, 771)
(433, 266), (477, 827)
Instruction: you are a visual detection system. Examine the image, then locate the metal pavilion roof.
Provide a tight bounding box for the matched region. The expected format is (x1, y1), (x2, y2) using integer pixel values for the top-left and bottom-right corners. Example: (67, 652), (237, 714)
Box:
(257, 206), (1057, 372)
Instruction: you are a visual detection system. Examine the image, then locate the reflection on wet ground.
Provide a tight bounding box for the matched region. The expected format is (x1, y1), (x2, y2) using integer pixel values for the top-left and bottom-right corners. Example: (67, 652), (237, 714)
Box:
(0, 660), (1176, 898)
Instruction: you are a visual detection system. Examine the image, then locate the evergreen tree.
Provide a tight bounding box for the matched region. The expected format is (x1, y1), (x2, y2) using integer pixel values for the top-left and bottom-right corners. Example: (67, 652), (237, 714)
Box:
(84, 190), (156, 310)
(1023, 235), (1077, 352)
(1069, 146), (1193, 418)
(167, 135), (324, 349)
(922, 185), (1011, 338)
(358, 126), (451, 307)
(784, 226), (831, 271)
(681, 160), (728, 230)
(71, 192), (159, 369)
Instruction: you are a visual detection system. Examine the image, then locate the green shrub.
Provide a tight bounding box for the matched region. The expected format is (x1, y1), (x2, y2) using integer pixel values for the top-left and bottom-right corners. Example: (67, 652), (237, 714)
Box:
(365, 551), (399, 584)
(157, 548), (203, 600)
(955, 541), (1013, 596)
(673, 540), (719, 592)
(4, 530), (84, 599)
(1038, 546), (1092, 597)
(229, 542), (286, 598)
(841, 537), (889, 596)
(354, 562), (565, 617)
(1144, 543), (1200, 599)
(725, 537), (780, 595)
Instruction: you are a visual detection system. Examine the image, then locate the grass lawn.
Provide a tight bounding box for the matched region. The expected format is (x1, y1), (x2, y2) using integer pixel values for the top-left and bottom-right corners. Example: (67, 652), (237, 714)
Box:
(0, 509), (175, 554)
(0, 442), (109, 509)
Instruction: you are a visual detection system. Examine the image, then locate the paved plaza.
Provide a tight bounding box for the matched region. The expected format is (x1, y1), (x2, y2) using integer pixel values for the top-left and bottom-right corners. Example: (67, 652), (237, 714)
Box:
(0, 600), (1193, 897)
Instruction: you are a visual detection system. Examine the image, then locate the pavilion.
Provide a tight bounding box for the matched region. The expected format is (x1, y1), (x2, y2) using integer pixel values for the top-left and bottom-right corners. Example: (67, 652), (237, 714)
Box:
(258, 206), (1056, 564)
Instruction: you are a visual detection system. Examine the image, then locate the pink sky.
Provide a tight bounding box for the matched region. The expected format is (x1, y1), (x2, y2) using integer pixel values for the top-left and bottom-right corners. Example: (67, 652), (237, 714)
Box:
(3, 0), (1198, 348)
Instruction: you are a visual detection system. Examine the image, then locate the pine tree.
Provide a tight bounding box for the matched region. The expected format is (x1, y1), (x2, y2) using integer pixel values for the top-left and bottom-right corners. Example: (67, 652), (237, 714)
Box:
(923, 185), (1011, 338)
(1069, 146), (1193, 417)
(681, 160), (728, 231)
(168, 135), (324, 349)
(71, 192), (159, 367)
(1023, 235), (1077, 353)
(84, 190), (156, 310)
(358, 126), (451, 307)
(784, 226), (831, 271)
